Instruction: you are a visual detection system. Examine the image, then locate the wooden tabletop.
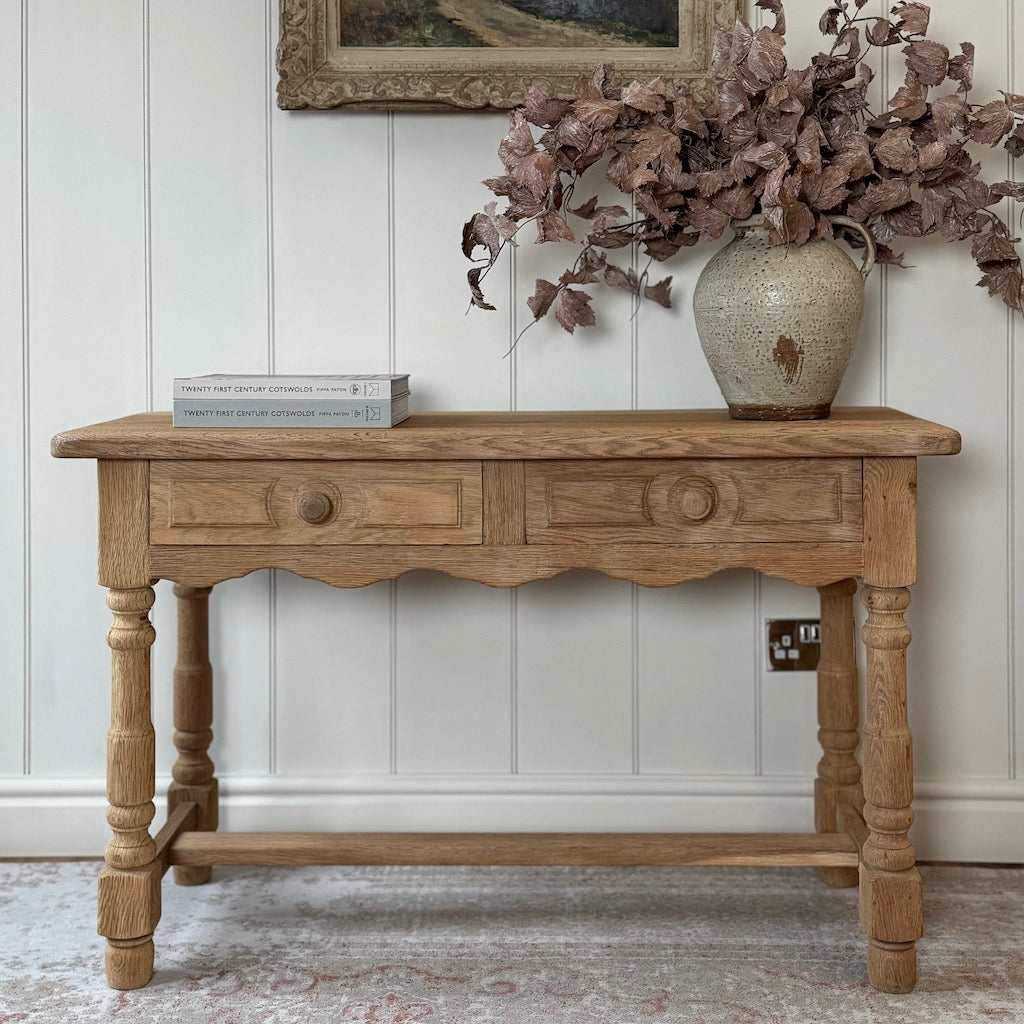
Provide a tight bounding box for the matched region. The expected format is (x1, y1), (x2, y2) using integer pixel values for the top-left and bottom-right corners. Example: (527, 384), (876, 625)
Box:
(51, 408), (962, 461)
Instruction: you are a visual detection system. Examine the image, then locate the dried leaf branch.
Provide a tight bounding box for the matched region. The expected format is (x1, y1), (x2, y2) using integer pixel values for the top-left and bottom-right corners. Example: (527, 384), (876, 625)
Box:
(463, 0), (1024, 335)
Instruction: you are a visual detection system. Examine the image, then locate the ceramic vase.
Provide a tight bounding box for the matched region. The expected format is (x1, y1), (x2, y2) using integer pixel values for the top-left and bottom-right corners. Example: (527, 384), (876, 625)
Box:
(692, 215), (876, 420)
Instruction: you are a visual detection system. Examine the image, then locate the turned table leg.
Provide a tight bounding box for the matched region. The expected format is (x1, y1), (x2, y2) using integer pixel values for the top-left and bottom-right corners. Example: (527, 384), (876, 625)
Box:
(98, 586), (160, 990)
(858, 456), (922, 993)
(815, 578), (862, 889)
(167, 584), (218, 886)
(860, 585), (921, 993)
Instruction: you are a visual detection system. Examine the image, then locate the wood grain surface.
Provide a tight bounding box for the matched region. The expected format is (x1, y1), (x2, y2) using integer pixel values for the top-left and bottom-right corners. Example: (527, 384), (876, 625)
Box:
(53, 409), (962, 461)
(167, 830), (860, 868)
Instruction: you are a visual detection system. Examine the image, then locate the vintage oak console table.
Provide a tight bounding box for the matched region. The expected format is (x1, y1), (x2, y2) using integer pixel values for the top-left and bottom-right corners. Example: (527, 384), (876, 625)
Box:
(51, 408), (960, 994)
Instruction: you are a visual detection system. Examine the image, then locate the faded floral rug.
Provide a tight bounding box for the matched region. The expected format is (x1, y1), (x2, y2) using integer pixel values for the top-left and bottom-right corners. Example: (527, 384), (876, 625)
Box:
(1, 862), (1020, 1023)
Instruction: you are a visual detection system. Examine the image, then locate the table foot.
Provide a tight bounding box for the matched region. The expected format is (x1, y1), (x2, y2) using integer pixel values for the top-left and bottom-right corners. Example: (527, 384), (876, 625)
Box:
(867, 938), (917, 994)
(106, 935), (154, 990)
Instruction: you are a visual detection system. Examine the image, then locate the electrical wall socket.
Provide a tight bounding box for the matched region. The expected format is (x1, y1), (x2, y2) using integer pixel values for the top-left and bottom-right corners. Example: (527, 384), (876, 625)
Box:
(766, 618), (821, 671)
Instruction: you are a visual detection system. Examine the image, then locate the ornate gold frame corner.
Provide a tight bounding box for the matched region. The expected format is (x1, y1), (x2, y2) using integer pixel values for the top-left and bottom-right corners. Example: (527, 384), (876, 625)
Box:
(276, 0), (743, 111)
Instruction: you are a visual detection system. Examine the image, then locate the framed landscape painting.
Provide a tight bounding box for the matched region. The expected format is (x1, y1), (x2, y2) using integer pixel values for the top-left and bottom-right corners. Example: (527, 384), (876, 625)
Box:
(277, 0), (743, 110)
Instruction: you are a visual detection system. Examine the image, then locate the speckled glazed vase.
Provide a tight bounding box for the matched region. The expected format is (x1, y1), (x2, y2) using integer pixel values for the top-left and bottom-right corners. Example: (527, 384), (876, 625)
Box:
(692, 215), (876, 420)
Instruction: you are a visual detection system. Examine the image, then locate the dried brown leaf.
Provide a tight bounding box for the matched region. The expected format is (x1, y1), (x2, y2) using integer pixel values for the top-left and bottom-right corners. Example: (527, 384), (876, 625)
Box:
(802, 165), (851, 210)
(467, 267), (496, 311)
(731, 141), (788, 179)
(837, 25), (862, 62)
(875, 126), (918, 172)
(630, 123), (683, 169)
(536, 211), (575, 244)
(573, 98), (623, 130)
(991, 179), (1024, 200)
(697, 168), (736, 198)
(499, 110), (536, 172)
(929, 93), (969, 136)
(795, 118), (826, 171)
(523, 84), (570, 128)
(635, 188), (677, 229)
(818, 6), (841, 36)
(559, 249), (607, 286)
(917, 140), (948, 171)
(462, 201), (518, 260)
(670, 94), (708, 137)
(711, 183), (757, 219)
(919, 186), (952, 232)
(848, 177), (913, 219)
(977, 262), (1024, 310)
(744, 27), (787, 85)
(903, 40), (949, 88)
(894, 2), (930, 37)
(642, 237), (684, 260)
(866, 19), (901, 47)
(555, 288), (597, 333)
(712, 19), (754, 78)
(575, 64), (611, 102)
(714, 78), (752, 122)
(972, 230), (1019, 264)
(833, 134), (875, 180)
(878, 202), (924, 237)
(513, 150), (558, 197)
(603, 264), (640, 292)
(622, 80), (668, 114)
(887, 79), (928, 121)
(587, 226), (636, 250)
(527, 278), (559, 319)
(970, 99), (1015, 146)
(947, 42), (974, 92)
(644, 276), (674, 308)
(686, 198), (732, 240)
(769, 200), (815, 245)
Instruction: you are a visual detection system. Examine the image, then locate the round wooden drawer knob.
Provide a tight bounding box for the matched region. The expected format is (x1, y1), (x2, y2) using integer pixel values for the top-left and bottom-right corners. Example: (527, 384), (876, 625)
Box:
(672, 477), (717, 523)
(297, 490), (333, 525)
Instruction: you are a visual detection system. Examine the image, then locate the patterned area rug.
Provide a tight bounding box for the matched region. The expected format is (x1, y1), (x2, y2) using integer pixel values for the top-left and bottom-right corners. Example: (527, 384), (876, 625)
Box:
(1, 862), (1021, 1023)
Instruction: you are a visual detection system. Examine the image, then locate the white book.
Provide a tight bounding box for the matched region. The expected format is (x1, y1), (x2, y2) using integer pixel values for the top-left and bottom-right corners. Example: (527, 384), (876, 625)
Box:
(173, 373), (410, 400)
(172, 394), (410, 428)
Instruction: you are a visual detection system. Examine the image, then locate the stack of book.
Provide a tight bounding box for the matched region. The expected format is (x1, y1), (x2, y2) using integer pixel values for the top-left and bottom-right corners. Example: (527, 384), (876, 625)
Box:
(171, 373), (411, 428)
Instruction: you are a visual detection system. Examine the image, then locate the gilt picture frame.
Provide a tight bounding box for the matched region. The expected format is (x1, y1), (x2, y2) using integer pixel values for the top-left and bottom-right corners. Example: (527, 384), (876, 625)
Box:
(277, 0), (744, 111)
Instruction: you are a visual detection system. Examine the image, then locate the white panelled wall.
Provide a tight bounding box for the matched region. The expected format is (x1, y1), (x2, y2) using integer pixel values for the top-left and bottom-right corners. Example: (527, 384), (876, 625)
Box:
(2, 0), (1023, 861)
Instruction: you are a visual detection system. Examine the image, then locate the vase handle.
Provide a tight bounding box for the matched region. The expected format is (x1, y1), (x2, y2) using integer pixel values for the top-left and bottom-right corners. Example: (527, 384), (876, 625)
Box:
(827, 216), (876, 279)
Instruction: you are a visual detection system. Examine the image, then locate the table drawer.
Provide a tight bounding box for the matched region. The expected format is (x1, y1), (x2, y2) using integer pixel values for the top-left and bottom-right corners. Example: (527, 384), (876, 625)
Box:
(151, 461), (482, 545)
(525, 459), (862, 544)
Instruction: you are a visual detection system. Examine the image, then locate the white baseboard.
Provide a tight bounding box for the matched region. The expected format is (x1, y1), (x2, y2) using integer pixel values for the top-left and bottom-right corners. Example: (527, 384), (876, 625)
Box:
(2, 774), (1021, 862)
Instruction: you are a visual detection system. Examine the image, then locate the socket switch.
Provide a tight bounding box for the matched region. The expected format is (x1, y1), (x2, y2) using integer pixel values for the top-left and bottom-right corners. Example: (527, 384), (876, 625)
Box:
(766, 618), (821, 671)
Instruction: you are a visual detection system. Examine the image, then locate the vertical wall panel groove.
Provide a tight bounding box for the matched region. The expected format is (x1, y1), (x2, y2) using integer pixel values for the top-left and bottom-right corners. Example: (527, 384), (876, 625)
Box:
(1007, 0), (1017, 778)
(390, 581), (398, 775)
(142, 0), (153, 413)
(753, 574), (763, 776)
(265, 0), (279, 777)
(878, 0), (889, 407)
(20, 0), (30, 777)
(510, 590), (519, 774)
(0, 0), (31, 777)
(1012, 0), (1023, 782)
(387, 112), (398, 774)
